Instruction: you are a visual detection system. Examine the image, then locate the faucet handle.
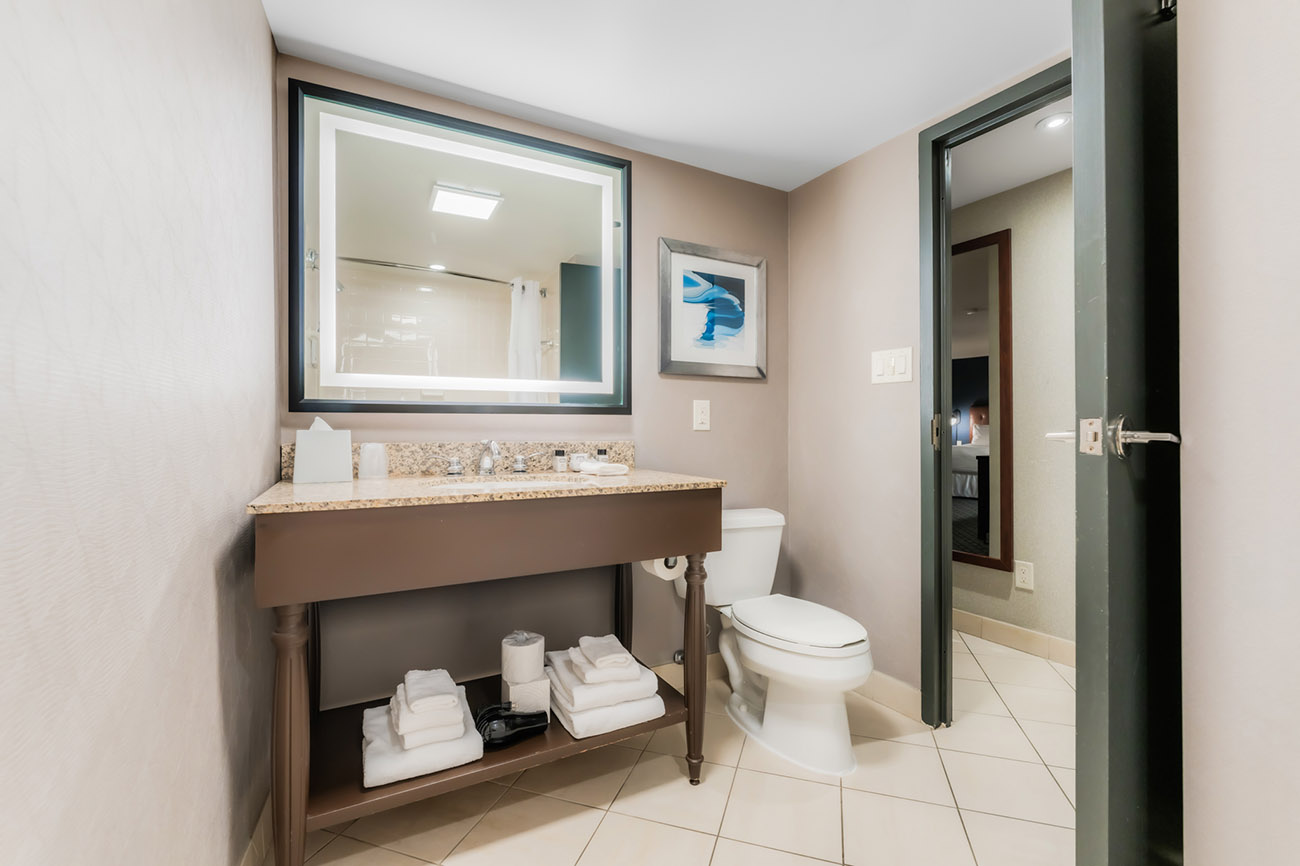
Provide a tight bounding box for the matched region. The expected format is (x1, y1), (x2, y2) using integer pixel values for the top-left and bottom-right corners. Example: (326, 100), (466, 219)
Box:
(427, 454), (464, 476)
(509, 451), (546, 473)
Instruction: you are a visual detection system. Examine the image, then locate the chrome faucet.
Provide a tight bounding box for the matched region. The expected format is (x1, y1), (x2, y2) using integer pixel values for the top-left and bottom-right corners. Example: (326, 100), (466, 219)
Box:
(477, 440), (502, 475)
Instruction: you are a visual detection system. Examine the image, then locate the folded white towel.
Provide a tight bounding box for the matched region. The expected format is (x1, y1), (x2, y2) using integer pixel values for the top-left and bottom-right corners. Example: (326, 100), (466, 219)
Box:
(579, 634), (634, 668)
(403, 668), (458, 712)
(399, 718), (466, 750)
(363, 686), (483, 788)
(547, 676), (666, 739)
(567, 647), (640, 683)
(577, 461), (629, 476)
(545, 650), (657, 712)
(392, 683), (462, 734)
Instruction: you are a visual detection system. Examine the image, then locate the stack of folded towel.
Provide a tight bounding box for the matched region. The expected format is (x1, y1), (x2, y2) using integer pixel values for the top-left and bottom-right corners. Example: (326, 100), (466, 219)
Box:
(545, 634), (665, 739)
(362, 669), (483, 788)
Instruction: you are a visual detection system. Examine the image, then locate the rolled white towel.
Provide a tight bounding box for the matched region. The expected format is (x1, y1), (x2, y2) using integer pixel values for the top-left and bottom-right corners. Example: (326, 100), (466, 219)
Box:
(547, 674), (666, 739)
(392, 684), (462, 734)
(577, 461), (629, 476)
(567, 647), (640, 683)
(579, 634), (634, 669)
(546, 650), (657, 712)
(363, 686), (483, 788)
(404, 668), (458, 712)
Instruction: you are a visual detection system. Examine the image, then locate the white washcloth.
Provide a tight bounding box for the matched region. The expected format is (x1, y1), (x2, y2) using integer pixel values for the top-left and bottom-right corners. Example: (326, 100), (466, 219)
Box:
(546, 650), (657, 712)
(403, 669), (458, 712)
(398, 717), (465, 750)
(392, 684), (462, 734)
(363, 686), (483, 788)
(577, 461), (630, 476)
(567, 647), (640, 683)
(579, 634), (634, 668)
(547, 676), (666, 739)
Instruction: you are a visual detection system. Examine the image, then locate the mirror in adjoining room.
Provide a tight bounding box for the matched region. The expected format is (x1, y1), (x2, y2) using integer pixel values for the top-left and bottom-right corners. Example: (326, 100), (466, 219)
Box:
(289, 81), (630, 413)
(950, 231), (1012, 568)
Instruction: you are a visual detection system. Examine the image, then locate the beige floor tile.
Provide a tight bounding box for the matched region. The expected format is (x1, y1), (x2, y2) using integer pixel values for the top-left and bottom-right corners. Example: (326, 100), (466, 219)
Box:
(953, 653), (987, 681)
(978, 654), (1074, 691)
(322, 821), (355, 834)
(620, 730), (654, 749)
(961, 809), (1076, 865)
(490, 771), (523, 786)
(954, 633), (973, 654)
(932, 712), (1039, 762)
(953, 678), (1011, 716)
(962, 633), (1036, 658)
(576, 812), (716, 866)
(842, 737), (954, 806)
(1018, 720), (1076, 769)
(645, 713), (746, 766)
(841, 788), (976, 866)
(609, 753), (735, 834)
(710, 838), (835, 866)
(306, 835), (432, 865)
(940, 751), (1076, 828)
(845, 693), (936, 746)
(342, 782), (506, 862)
(706, 678), (732, 714)
(737, 736), (842, 785)
(720, 768), (843, 863)
(1049, 765), (1076, 807)
(442, 789), (603, 866)
(1050, 661), (1076, 689)
(995, 683), (1076, 726)
(264, 829), (335, 865)
(513, 744), (641, 808)
(653, 662), (684, 691)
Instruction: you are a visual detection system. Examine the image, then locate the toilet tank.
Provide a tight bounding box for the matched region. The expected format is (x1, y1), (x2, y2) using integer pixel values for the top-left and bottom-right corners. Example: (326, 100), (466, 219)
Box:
(673, 508), (785, 604)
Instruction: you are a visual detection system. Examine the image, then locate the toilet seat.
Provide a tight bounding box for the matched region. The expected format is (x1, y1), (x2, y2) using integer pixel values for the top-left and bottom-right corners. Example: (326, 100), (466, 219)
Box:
(728, 594), (870, 659)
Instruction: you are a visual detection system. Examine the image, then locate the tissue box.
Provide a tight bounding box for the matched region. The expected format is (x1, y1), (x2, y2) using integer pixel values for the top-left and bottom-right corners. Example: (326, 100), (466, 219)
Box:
(293, 418), (352, 483)
(502, 677), (551, 716)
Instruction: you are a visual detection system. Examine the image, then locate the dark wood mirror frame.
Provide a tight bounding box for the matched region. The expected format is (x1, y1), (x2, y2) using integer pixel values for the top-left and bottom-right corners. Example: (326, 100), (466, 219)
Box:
(951, 229), (1013, 572)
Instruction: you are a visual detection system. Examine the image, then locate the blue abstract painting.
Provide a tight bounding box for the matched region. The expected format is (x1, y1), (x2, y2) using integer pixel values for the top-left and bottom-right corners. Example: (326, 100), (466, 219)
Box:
(682, 269), (746, 348)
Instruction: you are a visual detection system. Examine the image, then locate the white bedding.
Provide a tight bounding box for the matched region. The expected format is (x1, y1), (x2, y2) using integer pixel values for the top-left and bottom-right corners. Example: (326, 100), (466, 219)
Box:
(952, 442), (989, 498)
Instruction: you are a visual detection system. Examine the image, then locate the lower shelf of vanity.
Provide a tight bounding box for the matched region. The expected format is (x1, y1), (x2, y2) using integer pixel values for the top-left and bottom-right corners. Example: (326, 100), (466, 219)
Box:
(306, 670), (689, 829)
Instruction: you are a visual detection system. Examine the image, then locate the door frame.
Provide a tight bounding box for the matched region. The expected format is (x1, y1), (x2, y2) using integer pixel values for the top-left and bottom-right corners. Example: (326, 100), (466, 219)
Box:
(918, 60), (1072, 727)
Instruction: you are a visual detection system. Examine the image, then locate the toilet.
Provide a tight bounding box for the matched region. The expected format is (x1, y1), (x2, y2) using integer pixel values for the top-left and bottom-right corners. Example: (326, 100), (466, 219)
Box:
(674, 508), (873, 776)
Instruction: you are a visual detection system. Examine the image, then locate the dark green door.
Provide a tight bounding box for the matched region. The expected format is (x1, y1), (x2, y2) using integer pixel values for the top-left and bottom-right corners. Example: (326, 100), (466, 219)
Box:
(1073, 1), (1182, 863)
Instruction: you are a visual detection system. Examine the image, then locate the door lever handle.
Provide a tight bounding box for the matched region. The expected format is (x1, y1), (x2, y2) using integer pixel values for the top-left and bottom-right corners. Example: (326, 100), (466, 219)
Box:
(1110, 415), (1181, 459)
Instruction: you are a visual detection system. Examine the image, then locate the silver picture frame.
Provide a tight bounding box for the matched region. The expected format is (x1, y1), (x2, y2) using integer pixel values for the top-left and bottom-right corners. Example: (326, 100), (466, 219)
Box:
(658, 237), (767, 379)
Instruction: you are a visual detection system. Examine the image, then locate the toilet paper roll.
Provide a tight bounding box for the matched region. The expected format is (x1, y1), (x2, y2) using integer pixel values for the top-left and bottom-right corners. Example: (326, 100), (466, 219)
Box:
(501, 631), (545, 684)
(501, 676), (551, 715)
(638, 556), (687, 582)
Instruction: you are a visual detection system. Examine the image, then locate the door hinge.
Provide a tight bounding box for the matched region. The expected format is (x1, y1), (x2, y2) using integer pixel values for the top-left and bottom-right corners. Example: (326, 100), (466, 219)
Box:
(1158, 0), (1176, 20)
(931, 415), (942, 451)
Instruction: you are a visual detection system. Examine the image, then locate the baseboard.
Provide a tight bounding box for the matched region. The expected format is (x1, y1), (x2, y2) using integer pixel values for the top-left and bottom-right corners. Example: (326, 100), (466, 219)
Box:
(854, 669), (924, 721)
(237, 796), (271, 866)
(954, 609), (1075, 665)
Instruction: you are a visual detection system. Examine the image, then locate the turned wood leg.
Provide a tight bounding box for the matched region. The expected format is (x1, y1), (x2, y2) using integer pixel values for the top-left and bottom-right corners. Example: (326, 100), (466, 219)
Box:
(683, 553), (708, 784)
(272, 604), (310, 866)
(614, 562), (633, 649)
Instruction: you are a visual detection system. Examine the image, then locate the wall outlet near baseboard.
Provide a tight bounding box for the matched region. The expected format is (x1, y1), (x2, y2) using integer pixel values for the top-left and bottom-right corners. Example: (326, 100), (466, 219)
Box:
(1014, 560), (1034, 591)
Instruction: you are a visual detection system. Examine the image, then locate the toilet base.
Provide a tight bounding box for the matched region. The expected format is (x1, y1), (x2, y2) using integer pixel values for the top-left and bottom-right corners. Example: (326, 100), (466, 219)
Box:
(726, 680), (857, 776)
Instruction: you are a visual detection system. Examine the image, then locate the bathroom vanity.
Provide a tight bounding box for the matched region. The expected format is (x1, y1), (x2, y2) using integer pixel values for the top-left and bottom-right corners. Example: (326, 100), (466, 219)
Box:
(248, 468), (724, 866)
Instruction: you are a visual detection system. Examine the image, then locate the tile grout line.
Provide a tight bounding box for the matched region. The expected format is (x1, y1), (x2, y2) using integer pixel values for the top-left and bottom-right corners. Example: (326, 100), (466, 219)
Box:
(432, 778), (514, 864)
(934, 735), (980, 866)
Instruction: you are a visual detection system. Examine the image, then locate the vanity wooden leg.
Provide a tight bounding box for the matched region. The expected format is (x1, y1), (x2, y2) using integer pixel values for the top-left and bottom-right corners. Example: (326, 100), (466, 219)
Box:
(271, 603), (310, 866)
(614, 562), (633, 649)
(683, 553), (708, 784)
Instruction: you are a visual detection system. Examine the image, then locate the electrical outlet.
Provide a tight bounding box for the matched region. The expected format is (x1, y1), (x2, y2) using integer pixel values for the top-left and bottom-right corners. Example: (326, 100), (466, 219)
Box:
(1014, 560), (1034, 591)
(692, 399), (711, 431)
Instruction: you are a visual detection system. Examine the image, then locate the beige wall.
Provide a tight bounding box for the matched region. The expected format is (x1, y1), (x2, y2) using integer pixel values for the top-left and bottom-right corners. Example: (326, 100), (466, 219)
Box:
(277, 57), (790, 668)
(952, 170), (1075, 640)
(1179, 3), (1300, 862)
(0, 1), (277, 864)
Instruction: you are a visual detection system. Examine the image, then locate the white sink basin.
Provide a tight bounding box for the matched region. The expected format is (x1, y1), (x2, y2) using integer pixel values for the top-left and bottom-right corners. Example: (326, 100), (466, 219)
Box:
(424, 476), (597, 495)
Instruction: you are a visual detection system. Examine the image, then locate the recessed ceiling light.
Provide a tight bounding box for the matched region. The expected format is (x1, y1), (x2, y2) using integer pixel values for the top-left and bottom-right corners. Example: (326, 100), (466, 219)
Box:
(1036, 112), (1072, 131)
(417, 286), (434, 293)
(430, 184), (502, 219)
(429, 264), (446, 271)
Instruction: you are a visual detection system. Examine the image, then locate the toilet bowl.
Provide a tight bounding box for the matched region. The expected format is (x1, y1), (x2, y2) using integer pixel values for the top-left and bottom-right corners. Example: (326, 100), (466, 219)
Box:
(673, 508), (873, 776)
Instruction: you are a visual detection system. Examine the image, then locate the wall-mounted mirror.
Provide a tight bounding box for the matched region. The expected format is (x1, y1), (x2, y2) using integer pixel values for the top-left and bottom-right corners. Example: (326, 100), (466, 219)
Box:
(950, 230), (1013, 569)
(289, 80), (630, 413)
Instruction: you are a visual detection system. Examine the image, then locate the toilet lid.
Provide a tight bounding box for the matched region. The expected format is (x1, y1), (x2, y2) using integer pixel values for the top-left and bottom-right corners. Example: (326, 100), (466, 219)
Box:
(730, 594), (868, 648)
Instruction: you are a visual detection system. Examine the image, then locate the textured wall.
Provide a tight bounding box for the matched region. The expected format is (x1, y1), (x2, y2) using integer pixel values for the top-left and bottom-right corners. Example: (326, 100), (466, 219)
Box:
(275, 57), (790, 671)
(951, 170), (1075, 640)
(0, 2), (277, 864)
(1179, 3), (1300, 862)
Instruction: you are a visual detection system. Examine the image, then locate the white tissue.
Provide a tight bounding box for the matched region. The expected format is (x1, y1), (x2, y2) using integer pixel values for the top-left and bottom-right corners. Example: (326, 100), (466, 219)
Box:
(309, 416), (332, 431)
(502, 676), (551, 714)
(501, 630), (545, 684)
(638, 556), (686, 582)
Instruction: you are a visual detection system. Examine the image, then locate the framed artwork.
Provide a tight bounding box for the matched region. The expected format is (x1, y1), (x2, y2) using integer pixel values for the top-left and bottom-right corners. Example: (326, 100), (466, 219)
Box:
(658, 237), (767, 379)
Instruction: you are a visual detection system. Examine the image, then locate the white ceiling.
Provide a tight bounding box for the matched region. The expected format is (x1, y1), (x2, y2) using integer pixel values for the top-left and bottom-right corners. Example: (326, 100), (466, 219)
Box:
(950, 95), (1073, 208)
(260, 0), (1071, 191)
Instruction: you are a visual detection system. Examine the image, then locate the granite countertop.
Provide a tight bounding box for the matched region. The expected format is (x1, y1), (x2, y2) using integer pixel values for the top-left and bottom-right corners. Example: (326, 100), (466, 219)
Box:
(247, 469), (726, 515)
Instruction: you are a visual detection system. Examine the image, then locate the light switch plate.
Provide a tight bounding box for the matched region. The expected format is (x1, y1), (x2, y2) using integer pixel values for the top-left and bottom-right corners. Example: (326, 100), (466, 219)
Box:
(1014, 560), (1034, 591)
(871, 347), (913, 384)
(692, 399), (711, 431)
